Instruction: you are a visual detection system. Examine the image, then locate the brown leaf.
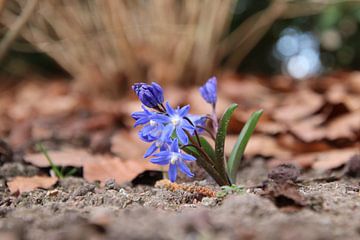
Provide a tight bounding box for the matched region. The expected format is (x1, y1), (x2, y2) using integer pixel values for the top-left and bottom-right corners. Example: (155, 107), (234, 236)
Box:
(225, 135), (291, 159)
(83, 155), (161, 185)
(111, 130), (149, 159)
(7, 176), (57, 194)
(311, 148), (358, 171)
(25, 148), (94, 167)
(325, 111), (360, 141)
(272, 89), (324, 123)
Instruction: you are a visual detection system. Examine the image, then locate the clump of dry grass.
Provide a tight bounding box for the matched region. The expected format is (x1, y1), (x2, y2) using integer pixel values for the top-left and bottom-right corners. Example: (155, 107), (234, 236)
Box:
(0, 0), (334, 96)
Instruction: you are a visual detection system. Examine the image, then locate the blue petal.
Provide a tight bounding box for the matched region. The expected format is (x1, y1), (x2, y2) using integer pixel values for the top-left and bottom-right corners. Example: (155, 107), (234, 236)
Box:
(165, 102), (176, 116)
(180, 152), (196, 161)
(144, 143), (158, 158)
(160, 124), (174, 142)
(151, 114), (169, 123)
(150, 156), (170, 165)
(170, 139), (179, 152)
(168, 164), (177, 182)
(182, 121), (195, 132)
(177, 161), (194, 177)
(176, 127), (188, 145)
(153, 151), (171, 157)
(178, 105), (190, 117)
(134, 118), (149, 127)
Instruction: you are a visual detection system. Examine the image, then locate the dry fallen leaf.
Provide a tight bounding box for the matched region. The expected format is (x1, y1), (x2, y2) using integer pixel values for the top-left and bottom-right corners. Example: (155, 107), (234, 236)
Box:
(325, 111), (360, 141)
(225, 134), (291, 159)
(83, 155), (161, 185)
(111, 130), (149, 159)
(311, 148), (359, 171)
(7, 176), (58, 194)
(272, 89), (324, 123)
(25, 148), (94, 167)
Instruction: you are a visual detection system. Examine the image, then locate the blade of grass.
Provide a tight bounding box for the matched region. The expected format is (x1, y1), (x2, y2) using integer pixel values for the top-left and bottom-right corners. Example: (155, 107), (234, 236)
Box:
(227, 110), (263, 184)
(64, 168), (78, 177)
(36, 143), (64, 179)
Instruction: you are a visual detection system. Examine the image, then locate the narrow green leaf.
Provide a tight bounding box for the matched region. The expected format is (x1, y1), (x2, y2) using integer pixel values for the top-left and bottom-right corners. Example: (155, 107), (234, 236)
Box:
(64, 168), (78, 177)
(183, 146), (228, 186)
(36, 143), (64, 179)
(199, 137), (216, 162)
(214, 103), (238, 184)
(227, 110), (263, 184)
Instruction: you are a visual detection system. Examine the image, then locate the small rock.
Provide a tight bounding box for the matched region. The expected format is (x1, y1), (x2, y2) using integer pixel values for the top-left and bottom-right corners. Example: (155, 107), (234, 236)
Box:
(104, 179), (120, 191)
(268, 164), (300, 183)
(0, 140), (13, 165)
(72, 184), (96, 197)
(201, 197), (217, 207)
(346, 154), (360, 177)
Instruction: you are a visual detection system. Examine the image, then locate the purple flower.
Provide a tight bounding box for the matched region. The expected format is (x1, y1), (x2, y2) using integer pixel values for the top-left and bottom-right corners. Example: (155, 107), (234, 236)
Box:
(143, 124), (173, 157)
(131, 105), (154, 127)
(138, 121), (163, 142)
(150, 139), (196, 182)
(132, 82), (164, 108)
(152, 102), (195, 144)
(188, 114), (207, 133)
(199, 76), (217, 105)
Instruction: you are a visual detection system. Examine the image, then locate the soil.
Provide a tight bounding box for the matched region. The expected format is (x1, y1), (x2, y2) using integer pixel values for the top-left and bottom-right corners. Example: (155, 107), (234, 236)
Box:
(1, 159), (360, 240)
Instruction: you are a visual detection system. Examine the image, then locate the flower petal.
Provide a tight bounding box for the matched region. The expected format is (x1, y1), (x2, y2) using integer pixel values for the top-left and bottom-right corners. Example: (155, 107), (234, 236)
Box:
(151, 114), (169, 123)
(165, 102), (176, 116)
(180, 152), (197, 161)
(168, 164), (177, 182)
(150, 156), (170, 165)
(178, 105), (190, 117)
(176, 127), (188, 145)
(177, 161), (194, 177)
(170, 139), (179, 152)
(144, 143), (158, 158)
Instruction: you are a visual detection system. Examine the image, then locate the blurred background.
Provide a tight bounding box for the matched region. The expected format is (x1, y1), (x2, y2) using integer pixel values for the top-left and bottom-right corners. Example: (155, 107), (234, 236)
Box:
(1, 0), (360, 96)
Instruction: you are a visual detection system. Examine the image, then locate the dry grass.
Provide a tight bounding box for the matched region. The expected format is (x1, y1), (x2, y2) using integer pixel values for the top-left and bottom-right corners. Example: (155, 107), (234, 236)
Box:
(0, 0), (344, 95)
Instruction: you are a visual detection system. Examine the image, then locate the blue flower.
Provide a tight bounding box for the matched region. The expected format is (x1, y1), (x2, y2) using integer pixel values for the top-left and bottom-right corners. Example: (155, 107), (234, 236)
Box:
(188, 114), (207, 133)
(132, 82), (164, 108)
(131, 105), (154, 127)
(150, 139), (196, 182)
(199, 76), (217, 105)
(152, 102), (195, 144)
(143, 124), (173, 157)
(138, 121), (163, 142)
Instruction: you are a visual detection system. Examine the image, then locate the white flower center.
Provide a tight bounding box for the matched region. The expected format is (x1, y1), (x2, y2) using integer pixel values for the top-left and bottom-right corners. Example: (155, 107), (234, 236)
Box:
(149, 120), (156, 126)
(171, 115), (181, 126)
(170, 154), (178, 164)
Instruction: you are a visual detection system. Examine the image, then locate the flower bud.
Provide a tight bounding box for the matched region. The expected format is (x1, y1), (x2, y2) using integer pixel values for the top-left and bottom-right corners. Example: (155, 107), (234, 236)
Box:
(132, 82), (164, 108)
(199, 77), (217, 105)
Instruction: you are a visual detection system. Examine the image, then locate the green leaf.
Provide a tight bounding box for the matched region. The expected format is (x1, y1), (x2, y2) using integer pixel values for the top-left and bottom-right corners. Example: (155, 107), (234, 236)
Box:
(199, 137), (216, 162)
(227, 110), (263, 184)
(214, 103), (238, 185)
(183, 145), (227, 186)
(36, 143), (64, 179)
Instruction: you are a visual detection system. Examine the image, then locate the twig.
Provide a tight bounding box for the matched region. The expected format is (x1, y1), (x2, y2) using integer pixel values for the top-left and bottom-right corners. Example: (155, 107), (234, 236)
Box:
(0, 0), (38, 62)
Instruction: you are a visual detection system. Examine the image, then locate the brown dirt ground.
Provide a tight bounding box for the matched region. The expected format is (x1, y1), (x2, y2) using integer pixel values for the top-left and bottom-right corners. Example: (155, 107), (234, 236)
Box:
(1, 159), (360, 240)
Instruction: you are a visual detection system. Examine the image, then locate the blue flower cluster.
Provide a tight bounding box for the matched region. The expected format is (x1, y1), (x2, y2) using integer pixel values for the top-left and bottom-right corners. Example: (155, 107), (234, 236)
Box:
(132, 77), (217, 182)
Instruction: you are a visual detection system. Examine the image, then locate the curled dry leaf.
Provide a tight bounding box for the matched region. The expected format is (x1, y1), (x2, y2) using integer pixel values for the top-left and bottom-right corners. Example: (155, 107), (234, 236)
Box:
(325, 111), (360, 141)
(83, 155), (161, 185)
(273, 89), (324, 123)
(7, 176), (58, 194)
